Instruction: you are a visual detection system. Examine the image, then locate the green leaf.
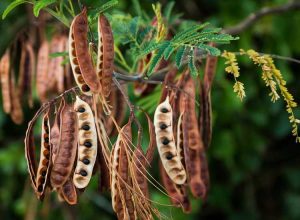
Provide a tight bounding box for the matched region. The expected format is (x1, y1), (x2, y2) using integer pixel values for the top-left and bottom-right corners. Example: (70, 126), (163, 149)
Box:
(188, 49), (198, 76)
(163, 42), (174, 59)
(33, 0), (56, 17)
(129, 17), (139, 38)
(147, 42), (169, 75)
(163, 1), (175, 23)
(2, 0), (27, 19)
(132, 0), (142, 17)
(138, 40), (161, 57)
(98, 0), (118, 13)
(198, 44), (220, 56)
(175, 46), (186, 68)
(172, 22), (209, 43)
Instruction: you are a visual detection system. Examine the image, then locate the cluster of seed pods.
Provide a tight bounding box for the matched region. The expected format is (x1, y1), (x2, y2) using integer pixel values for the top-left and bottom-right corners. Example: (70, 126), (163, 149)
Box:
(22, 7), (218, 219)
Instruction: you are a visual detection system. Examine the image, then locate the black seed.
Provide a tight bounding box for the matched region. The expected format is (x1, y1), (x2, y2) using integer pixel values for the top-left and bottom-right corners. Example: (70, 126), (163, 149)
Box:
(44, 137), (49, 143)
(162, 138), (169, 145)
(84, 141), (92, 147)
(38, 185), (43, 192)
(40, 177), (45, 184)
(161, 108), (168, 113)
(82, 124), (90, 130)
(78, 107), (85, 113)
(82, 85), (90, 92)
(41, 171), (46, 177)
(44, 120), (48, 126)
(80, 170), (88, 176)
(82, 158), (90, 165)
(160, 123), (168, 130)
(166, 153), (173, 160)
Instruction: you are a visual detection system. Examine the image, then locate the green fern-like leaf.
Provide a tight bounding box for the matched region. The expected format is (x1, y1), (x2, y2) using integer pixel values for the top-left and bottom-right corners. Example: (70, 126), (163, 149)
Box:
(175, 46), (186, 68)
(147, 42), (169, 75)
(172, 23), (209, 43)
(198, 44), (220, 56)
(163, 43), (176, 60)
(188, 49), (198, 76)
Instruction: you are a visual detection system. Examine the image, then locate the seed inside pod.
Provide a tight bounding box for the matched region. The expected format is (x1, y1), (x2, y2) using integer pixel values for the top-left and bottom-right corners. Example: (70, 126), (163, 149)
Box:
(160, 123), (168, 130)
(80, 170), (88, 176)
(82, 158), (90, 165)
(41, 171), (46, 177)
(44, 137), (49, 143)
(38, 185), (43, 192)
(84, 141), (92, 147)
(78, 107), (85, 113)
(161, 108), (168, 113)
(162, 138), (169, 145)
(82, 124), (90, 130)
(82, 85), (90, 92)
(166, 153), (173, 160)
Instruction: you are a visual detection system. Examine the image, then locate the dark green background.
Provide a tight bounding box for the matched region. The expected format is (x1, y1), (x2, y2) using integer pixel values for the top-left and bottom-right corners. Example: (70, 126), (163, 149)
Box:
(1, 0), (300, 219)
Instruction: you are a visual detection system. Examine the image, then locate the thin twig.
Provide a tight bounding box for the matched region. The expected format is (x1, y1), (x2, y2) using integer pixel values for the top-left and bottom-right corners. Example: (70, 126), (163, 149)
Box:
(224, 1), (300, 35)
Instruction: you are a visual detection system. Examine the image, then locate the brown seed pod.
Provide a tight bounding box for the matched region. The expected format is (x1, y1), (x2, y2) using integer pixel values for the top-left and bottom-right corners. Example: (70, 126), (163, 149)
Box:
(50, 103), (78, 188)
(111, 121), (133, 220)
(18, 41), (34, 108)
(0, 49), (12, 113)
(159, 161), (191, 213)
(59, 179), (78, 205)
(10, 69), (24, 124)
(35, 110), (51, 199)
(154, 96), (186, 185)
(200, 151), (210, 200)
(200, 49), (218, 149)
(180, 72), (206, 199)
(72, 8), (101, 93)
(73, 96), (98, 189)
(97, 14), (114, 97)
(48, 35), (65, 93)
(36, 40), (49, 102)
(50, 98), (65, 164)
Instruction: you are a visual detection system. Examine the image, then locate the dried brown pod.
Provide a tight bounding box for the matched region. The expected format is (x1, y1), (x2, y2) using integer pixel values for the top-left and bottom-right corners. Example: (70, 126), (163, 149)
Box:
(59, 179), (78, 205)
(180, 72), (206, 199)
(0, 49), (12, 113)
(72, 8), (101, 93)
(73, 96), (98, 189)
(154, 96), (186, 185)
(48, 35), (65, 93)
(18, 41), (34, 108)
(10, 69), (24, 124)
(36, 40), (49, 102)
(97, 14), (114, 97)
(50, 98), (65, 164)
(35, 110), (51, 199)
(200, 49), (218, 149)
(111, 121), (133, 220)
(50, 102), (78, 188)
(159, 161), (191, 213)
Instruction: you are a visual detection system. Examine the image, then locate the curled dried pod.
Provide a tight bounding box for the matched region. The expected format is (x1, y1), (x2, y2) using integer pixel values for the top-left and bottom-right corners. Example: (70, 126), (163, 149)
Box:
(0, 49), (11, 113)
(51, 98), (65, 164)
(50, 103), (78, 188)
(97, 14), (114, 97)
(111, 121), (133, 219)
(58, 179), (78, 205)
(73, 96), (98, 189)
(154, 96), (186, 185)
(36, 40), (49, 102)
(35, 110), (51, 199)
(72, 8), (101, 93)
(10, 69), (24, 124)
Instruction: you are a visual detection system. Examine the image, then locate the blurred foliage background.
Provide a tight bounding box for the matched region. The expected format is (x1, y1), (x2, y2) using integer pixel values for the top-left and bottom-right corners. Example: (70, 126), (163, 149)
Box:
(1, 0), (300, 219)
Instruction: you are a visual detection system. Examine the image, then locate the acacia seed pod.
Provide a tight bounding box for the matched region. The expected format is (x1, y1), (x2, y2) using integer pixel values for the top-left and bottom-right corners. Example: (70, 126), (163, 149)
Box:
(73, 96), (98, 189)
(10, 69), (24, 124)
(154, 96), (186, 185)
(35, 111), (51, 199)
(97, 15), (114, 97)
(36, 40), (49, 102)
(50, 103), (78, 188)
(59, 179), (78, 205)
(0, 50), (11, 113)
(72, 8), (101, 93)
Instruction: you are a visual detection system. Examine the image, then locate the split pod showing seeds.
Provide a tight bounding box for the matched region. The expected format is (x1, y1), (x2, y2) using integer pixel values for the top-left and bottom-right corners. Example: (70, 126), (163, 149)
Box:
(70, 8), (101, 94)
(97, 15), (114, 97)
(154, 96), (186, 185)
(50, 103), (78, 188)
(73, 96), (98, 189)
(35, 110), (51, 199)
